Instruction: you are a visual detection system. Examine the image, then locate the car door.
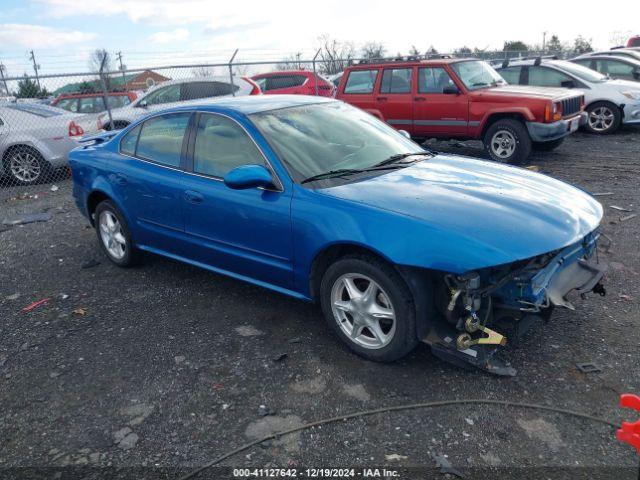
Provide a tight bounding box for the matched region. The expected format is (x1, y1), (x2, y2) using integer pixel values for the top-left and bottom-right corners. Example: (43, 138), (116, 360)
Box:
(413, 66), (468, 136)
(181, 112), (294, 288)
(377, 67), (415, 133)
(596, 59), (639, 81)
(114, 112), (190, 252)
(526, 66), (575, 88)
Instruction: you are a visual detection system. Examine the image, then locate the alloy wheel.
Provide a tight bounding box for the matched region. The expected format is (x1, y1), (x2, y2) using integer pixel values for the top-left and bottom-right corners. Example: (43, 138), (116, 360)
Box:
(490, 130), (516, 159)
(588, 106), (615, 132)
(99, 211), (127, 260)
(9, 152), (42, 183)
(330, 273), (396, 349)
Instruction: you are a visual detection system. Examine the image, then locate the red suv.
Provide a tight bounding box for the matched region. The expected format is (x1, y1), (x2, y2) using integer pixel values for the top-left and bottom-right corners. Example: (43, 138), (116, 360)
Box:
(51, 92), (138, 114)
(337, 58), (586, 163)
(252, 70), (335, 97)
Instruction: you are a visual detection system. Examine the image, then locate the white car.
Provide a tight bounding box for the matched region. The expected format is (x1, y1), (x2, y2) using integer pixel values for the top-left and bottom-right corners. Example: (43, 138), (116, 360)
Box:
(497, 58), (640, 134)
(99, 77), (260, 130)
(1, 103), (100, 184)
(574, 49), (640, 62)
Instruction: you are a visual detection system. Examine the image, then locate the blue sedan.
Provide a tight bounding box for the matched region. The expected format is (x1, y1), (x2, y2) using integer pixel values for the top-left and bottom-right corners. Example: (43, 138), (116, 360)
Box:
(69, 95), (606, 375)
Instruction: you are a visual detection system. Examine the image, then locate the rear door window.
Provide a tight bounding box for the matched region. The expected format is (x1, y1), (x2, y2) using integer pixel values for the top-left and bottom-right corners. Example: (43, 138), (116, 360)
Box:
(596, 59), (635, 78)
(497, 66), (522, 84)
(144, 84), (181, 106)
(180, 81), (239, 101)
(135, 113), (191, 167)
(343, 70), (379, 94)
(527, 66), (573, 87)
(56, 98), (79, 112)
(417, 67), (456, 93)
(380, 68), (412, 93)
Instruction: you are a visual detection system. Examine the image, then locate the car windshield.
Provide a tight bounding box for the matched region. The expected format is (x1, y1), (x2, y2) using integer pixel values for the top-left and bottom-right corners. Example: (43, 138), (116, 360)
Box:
(450, 60), (506, 90)
(553, 60), (608, 82)
(249, 102), (427, 184)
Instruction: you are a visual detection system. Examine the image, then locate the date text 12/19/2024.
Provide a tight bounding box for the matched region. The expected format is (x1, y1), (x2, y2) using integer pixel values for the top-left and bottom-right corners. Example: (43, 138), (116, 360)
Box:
(233, 468), (400, 478)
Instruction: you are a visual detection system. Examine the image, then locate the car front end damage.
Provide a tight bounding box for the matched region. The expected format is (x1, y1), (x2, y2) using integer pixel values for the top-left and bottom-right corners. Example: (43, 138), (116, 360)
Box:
(424, 230), (606, 376)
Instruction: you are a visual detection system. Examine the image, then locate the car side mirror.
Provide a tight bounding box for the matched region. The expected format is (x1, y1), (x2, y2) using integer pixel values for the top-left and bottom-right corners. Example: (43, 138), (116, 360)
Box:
(398, 129), (411, 139)
(442, 85), (460, 95)
(224, 164), (275, 190)
(561, 80), (576, 89)
(137, 100), (148, 108)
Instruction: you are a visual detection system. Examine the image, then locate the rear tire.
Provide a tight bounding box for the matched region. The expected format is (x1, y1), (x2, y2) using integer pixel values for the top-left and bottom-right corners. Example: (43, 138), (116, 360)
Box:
(584, 101), (621, 134)
(2, 146), (50, 185)
(320, 255), (418, 362)
(483, 119), (532, 164)
(532, 137), (564, 151)
(94, 200), (139, 267)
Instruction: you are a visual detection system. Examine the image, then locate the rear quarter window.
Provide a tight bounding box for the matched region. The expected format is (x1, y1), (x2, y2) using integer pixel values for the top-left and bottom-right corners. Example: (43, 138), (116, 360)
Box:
(120, 125), (141, 156)
(343, 70), (379, 94)
(264, 75), (307, 91)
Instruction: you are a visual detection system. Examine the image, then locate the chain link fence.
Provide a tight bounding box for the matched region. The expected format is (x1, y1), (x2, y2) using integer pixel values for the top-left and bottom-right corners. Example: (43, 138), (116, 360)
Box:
(0, 49), (582, 202)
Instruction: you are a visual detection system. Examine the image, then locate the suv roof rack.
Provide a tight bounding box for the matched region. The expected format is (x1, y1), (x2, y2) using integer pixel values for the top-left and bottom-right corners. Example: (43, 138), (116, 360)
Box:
(356, 53), (458, 65)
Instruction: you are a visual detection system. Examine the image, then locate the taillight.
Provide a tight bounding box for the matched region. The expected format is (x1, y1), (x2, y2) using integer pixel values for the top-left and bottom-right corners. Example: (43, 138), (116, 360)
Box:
(68, 121), (84, 137)
(97, 115), (104, 131)
(243, 77), (261, 95)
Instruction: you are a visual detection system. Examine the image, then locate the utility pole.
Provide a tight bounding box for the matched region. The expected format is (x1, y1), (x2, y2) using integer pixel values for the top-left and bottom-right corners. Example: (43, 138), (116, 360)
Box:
(0, 62), (8, 95)
(542, 31), (548, 52)
(116, 51), (126, 83)
(29, 50), (41, 89)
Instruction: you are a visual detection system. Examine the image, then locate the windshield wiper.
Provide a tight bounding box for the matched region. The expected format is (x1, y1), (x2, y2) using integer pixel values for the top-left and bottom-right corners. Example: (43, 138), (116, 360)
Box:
(300, 169), (364, 184)
(373, 152), (431, 168)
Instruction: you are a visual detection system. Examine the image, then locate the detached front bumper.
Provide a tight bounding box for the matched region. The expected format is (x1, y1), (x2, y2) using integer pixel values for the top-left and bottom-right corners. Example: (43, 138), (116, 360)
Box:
(526, 112), (587, 142)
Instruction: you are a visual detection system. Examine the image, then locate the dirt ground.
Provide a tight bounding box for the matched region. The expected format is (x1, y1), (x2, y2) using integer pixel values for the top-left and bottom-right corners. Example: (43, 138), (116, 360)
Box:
(1, 128), (639, 479)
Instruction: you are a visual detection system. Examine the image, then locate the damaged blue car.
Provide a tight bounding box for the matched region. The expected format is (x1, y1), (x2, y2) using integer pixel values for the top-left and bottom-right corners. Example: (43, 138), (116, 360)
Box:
(69, 96), (606, 375)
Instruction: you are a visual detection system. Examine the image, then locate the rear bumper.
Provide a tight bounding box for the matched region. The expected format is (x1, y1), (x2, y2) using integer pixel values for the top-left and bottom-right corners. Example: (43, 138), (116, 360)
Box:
(526, 112), (587, 142)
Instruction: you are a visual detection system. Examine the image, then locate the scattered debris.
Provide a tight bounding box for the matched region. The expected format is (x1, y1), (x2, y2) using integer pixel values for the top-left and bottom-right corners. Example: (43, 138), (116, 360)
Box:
(81, 258), (101, 269)
(433, 454), (464, 478)
(385, 453), (408, 461)
(122, 403), (155, 426)
(609, 205), (633, 212)
(174, 355), (186, 365)
(235, 325), (264, 337)
(21, 298), (51, 313)
(619, 294), (634, 301)
(6, 293), (20, 301)
(592, 192), (614, 197)
(273, 353), (288, 362)
(287, 337), (302, 344)
(72, 308), (87, 316)
(222, 404), (230, 410)
(2, 212), (52, 226)
(576, 362), (603, 374)
(259, 405), (271, 417)
(525, 165), (540, 172)
(50, 185), (59, 192)
(620, 213), (638, 223)
(465, 417), (474, 426)
(60, 294), (69, 300)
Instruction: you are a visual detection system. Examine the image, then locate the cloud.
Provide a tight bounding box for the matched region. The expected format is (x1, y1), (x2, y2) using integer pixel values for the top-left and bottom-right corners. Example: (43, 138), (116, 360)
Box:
(0, 23), (96, 49)
(149, 28), (189, 44)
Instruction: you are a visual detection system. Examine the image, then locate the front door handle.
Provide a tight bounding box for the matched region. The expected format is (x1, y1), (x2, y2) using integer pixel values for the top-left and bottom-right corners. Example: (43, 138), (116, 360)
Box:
(414, 97), (427, 102)
(376, 97), (388, 102)
(184, 190), (204, 204)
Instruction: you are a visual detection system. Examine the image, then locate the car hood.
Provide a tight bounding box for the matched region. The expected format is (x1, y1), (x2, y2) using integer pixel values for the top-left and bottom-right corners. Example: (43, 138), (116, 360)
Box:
(317, 154), (602, 266)
(604, 78), (640, 91)
(474, 84), (579, 100)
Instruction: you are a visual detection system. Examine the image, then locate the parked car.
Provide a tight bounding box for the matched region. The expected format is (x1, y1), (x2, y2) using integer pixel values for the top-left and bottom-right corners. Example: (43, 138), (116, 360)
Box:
(627, 36), (640, 48)
(69, 95), (606, 375)
(100, 77), (260, 130)
(51, 91), (138, 114)
(1, 103), (100, 184)
(574, 49), (640, 62)
(251, 71), (335, 97)
(571, 55), (640, 83)
(336, 58), (585, 163)
(497, 58), (640, 134)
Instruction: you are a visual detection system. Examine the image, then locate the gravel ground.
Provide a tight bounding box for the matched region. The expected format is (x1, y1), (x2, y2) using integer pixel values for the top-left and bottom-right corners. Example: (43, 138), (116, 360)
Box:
(1, 128), (639, 479)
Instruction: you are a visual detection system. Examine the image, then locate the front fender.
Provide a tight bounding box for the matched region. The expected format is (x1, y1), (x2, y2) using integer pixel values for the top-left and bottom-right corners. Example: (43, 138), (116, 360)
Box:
(473, 107), (536, 135)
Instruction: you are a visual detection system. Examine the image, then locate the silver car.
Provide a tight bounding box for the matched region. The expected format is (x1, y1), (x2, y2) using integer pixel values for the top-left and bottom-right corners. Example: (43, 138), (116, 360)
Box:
(0, 103), (100, 185)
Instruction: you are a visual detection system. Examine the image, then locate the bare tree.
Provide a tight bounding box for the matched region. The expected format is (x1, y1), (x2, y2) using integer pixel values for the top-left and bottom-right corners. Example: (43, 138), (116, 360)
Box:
(89, 48), (114, 90)
(317, 34), (356, 75)
(360, 42), (386, 60)
(277, 52), (304, 71)
(191, 66), (218, 77)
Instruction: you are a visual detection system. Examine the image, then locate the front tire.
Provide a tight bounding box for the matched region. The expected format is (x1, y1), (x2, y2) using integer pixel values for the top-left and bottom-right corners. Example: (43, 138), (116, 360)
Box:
(532, 137), (564, 151)
(483, 119), (532, 163)
(94, 200), (138, 267)
(585, 101), (621, 134)
(3, 146), (50, 185)
(320, 255), (418, 362)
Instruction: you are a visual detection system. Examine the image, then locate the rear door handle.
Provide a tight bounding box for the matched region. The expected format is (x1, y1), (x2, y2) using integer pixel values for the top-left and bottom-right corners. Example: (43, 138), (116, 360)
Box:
(376, 97), (388, 102)
(184, 190), (204, 204)
(414, 97), (427, 102)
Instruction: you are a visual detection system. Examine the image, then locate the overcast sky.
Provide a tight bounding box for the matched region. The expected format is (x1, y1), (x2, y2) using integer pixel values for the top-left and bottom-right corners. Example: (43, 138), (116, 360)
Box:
(0, 0), (638, 76)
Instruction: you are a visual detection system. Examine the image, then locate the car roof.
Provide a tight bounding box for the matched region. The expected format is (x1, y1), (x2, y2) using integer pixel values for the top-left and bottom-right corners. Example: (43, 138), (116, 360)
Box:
(573, 55), (640, 65)
(346, 57), (477, 69)
(152, 94), (335, 115)
(252, 70), (314, 77)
